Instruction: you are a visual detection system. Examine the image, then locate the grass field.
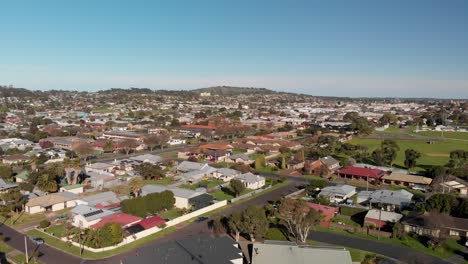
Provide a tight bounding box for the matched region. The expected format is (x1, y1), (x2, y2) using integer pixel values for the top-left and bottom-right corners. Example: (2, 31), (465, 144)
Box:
(348, 137), (468, 171)
(143, 177), (174, 185)
(45, 224), (66, 237)
(159, 208), (183, 220)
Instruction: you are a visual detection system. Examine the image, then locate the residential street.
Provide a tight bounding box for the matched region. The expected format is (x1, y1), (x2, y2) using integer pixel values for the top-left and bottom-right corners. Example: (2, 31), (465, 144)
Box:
(309, 231), (453, 264)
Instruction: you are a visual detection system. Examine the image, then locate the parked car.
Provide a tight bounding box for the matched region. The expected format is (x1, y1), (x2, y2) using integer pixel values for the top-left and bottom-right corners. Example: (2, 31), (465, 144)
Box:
(30, 237), (44, 245)
(195, 216), (208, 222)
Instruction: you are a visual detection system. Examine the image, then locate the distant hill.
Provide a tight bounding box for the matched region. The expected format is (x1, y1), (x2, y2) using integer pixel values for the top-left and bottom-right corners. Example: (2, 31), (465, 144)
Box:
(0, 86), (38, 97)
(192, 86), (277, 96)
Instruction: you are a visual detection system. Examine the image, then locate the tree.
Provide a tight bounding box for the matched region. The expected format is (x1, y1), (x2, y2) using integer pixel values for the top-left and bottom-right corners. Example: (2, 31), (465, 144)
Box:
(39, 140), (54, 149)
(378, 113), (398, 126)
(63, 158), (80, 185)
(277, 198), (321, 243)
(136, 162), (165, 180)
(404, 149), (421, 169)
(103, 140), (114, 153)
(72, 142), (95, 162)
(144, 132), (170, 151)
(230, 179), (246, 197)
(0, 164), (13, 181)
(306, 179), (327, 194)
(426, 193), (457, 214)
(36, 173), (58, 192)
(121, 191), (175, 217)
(351, 117), (373, 135)
(228, 211), (243, 242)
(120, 139), (138, 155)
(280, 155), (287, 169)
(128, 176), (144, 197)
(2, 188), (27, 213)
(453, 199), (468, 218)
(254, 155), (266, 169)
(240, 205), (268, 242)
(212, 216), (226, 236)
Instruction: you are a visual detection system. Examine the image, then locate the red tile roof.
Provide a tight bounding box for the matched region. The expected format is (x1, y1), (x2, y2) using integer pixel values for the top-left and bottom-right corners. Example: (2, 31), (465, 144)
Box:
(306, 203), (339, 222)
(91, 212), (142, 228)
(137, 216), (166, 230)
(336, 166), (386, 179)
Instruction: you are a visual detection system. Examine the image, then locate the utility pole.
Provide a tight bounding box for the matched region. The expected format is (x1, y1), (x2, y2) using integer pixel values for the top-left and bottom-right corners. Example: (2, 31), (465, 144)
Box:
(24, 236), (29, 264)
(377, 205), (382, 241)
(366, 173), (369, 191)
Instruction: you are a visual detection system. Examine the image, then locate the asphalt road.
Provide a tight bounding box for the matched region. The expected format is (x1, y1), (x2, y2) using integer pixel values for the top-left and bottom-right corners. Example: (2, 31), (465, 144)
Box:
(310, 231), (453, 264)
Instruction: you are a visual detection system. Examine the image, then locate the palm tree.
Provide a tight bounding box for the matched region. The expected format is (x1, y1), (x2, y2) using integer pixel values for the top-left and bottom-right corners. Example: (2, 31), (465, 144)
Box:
(128, 176), (144, 197)
(63, 158), (81, 185)
(36, 174), (58, 192)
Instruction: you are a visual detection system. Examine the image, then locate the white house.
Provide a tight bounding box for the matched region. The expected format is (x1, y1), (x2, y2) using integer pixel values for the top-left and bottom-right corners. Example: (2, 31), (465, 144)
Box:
(59, 184), (84, 194)
(85, 162), (115, 174)
(212, 168), (242, 182)
(318, 185), (356, 203)
(70, 205), (115, 228)
(141, 184), (206, 209)
(236, 173), (266, 190)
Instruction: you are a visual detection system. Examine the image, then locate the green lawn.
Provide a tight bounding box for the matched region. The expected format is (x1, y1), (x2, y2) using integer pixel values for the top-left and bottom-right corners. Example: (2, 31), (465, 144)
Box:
(348, 137), (467, 171)
(45, 224), (66, 238)
(0, 240), (13, 254)
(178, 179), (223, 190)
(211, 189), (235, 201)
(159, 208), (183, 220)
(0, 212), (47, 227)
(143, 177), (175, 185)
(331, 215), (360, 227)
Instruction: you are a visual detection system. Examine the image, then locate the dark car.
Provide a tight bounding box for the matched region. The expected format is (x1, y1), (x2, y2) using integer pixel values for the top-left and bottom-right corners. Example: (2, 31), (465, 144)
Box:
(30, 237), (44, 245)
(195, 216), (208, 222)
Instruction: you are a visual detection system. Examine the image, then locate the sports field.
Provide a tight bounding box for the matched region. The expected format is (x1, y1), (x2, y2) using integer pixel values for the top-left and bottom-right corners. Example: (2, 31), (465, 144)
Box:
(348, 128), (468, 171)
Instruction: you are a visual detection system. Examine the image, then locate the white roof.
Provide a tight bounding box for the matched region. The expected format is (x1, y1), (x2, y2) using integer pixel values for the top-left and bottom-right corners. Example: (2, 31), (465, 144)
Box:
(365, 209), (403, 222)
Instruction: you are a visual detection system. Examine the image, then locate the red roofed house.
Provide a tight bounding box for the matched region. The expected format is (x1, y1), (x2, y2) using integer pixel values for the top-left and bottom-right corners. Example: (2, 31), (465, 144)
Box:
(336, 166), (386, 183)
(91, 212), (142, 229)
(306, 202), (339, 227)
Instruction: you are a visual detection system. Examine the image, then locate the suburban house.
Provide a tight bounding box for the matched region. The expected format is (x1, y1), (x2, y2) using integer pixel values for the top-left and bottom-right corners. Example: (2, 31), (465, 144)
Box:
(318, 185), (356, 203)
(123, 233), (243, 264)
(225, 153), (254, 165)
(335, 166), (386, 183)
(433, 176), (468, 196)
(212, 168), (242, 182)
(401, 212), (468, 238)
(381, 173), (432, 190)
(83, 171), (119, 189)
(91, 212), (142, 229)
(176, 161), (217, 183)
(306, 203), (339, 226)
(59, 184), (84, 194)
(369, 189), (413, 211)
(1, 154), (31, 164)
(14, 171), (30, 183)
(0, 178), (18, 192)
(199, 143), (233, 162)
(237, 172), (266, 189)
(25, 192), (82, 214)
(303, 159), (327, 176)
(70, 205), (115, 228)
(129, 154), (163, 165)
(320, 156), (341, 172)
(79, 191), (123, 209)
(141, 184), (213, 209)
(85, 162), (115, 174)
(251, 241), (352, 264)
(364, 209), (403, 229)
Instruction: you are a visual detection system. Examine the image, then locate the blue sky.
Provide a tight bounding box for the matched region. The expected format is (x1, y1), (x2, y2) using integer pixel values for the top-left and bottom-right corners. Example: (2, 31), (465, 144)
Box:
(0, 0), (467, 98)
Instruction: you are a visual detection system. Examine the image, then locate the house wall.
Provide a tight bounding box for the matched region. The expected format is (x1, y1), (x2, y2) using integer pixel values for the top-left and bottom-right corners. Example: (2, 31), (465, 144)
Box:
(174, 196), (190, 209)
(244, 178), (265, 190)
(26, 205), (43, 214)
(72, 215), (101, 228)
(60, 187), (84, 194)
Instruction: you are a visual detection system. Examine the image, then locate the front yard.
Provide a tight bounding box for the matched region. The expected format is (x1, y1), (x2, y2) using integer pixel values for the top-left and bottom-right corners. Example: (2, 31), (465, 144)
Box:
(178, 179), (224, 190)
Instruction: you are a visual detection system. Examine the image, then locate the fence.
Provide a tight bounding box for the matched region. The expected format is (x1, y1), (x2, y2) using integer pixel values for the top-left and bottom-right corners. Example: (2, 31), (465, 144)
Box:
(230, 185), (272, 203)
(54, 200), (229, 252)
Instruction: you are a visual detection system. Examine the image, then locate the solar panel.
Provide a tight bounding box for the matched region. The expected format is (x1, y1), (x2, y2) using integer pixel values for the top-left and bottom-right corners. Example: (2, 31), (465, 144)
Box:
(83, 209), (104, 218)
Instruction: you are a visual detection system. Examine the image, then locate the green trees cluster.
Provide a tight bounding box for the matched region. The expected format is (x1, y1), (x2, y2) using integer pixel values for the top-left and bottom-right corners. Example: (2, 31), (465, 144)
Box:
(136, 162), (165, 180)
(371, 140), (399, 166)
(254, 155), (266, 169)
(277, 198), (321, 242)
(404, 149), (421, 169)
(230, 179), (246, 197)
(424, 193), (468, 217)
(344, 112), (373, 135)
(121, 190), (175, 217)
(71, 222), (124, 249)
(228, 205), (268, 242)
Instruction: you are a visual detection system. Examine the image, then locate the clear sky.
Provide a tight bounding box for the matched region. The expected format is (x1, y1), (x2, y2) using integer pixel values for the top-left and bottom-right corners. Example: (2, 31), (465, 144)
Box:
(1, 0), (467, 98)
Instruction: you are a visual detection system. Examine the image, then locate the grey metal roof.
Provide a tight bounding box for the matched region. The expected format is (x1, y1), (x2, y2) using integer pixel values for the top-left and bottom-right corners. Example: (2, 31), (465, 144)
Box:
(142, 184), (203, 199)
(319, 156), (339, 167)
(177, 161), (210, 172)
(123, 234), (242, 264)
(129, 154), (163, 164)
(0, 178), (18, 190)
(237, 173), (264, 184)
(71, 205), (115, 221)
(229, 153), (252, 161)
(80, 191), (121, 206)
(319, 185), (355, 197)
(370, 189), (413, 206)
(217, 168), (241, 177)
(251, 241), (352, 264)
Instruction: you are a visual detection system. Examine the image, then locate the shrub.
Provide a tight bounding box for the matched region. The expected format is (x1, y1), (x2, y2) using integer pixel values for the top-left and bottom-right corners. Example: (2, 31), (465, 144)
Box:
(39, 220), (50, 228)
